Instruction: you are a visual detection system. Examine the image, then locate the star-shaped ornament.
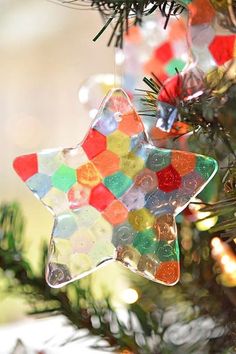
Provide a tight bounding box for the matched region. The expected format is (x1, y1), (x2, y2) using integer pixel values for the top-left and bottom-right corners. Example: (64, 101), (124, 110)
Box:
(13, 89), (218, 287)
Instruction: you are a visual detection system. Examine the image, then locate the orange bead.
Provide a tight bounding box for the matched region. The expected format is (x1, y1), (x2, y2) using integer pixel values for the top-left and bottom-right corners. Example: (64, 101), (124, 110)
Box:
(171, 151), (196, 176)
(118, 111), (144, 136)
(77, 162), (101, 187)
(92, 150), (120, 177)
(155, 261), (180, 285)
(103, 200), (128, 225)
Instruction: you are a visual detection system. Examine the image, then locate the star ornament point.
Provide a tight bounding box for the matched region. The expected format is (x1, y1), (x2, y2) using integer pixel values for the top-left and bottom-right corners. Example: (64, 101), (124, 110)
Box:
(13, 88), (218, 288)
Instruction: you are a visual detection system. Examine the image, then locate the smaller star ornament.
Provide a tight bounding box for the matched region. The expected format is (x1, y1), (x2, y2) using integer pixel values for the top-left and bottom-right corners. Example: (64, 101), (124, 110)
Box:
(13, 89), (218, 287)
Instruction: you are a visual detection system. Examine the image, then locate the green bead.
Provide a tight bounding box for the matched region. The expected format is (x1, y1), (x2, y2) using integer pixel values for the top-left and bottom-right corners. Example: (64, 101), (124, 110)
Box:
(104, 171), (132, 198)
(155, 240), (179, 262)
(196, 156), (218, 181)
(133, 229), (157, 255)
(52, 164), (77, 192)
(146, 149), (171, 172)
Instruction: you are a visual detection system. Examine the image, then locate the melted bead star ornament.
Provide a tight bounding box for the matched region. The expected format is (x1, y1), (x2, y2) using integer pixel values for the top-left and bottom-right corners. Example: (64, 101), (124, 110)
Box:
(13, 89), (218, 287)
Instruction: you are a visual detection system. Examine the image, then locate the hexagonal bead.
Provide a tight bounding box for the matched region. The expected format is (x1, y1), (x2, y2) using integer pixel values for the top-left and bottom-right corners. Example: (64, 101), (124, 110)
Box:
(74, 205), (100, 228)
(76, 162), (101, 187)
(93, 109), (118, 136)
(134, 168), (157, 193)
(133, 229), (157, 255)
(196, 155), (217, 181)
(155, 240), (179, 262)
(153, 214), (177, 241)
(104, 171), (132, 198)
(52, 164), (77, 192)
(128, 208), (155, 231)
(156, 165), (181, 192)
(121, 187), (145, 211)
(103, 200), (128, 225)
(38, 149), (63, 175)
(69, 253), (92, 277)
(171, 151), (196, 176)
(91, 216), (113, 242)
(26, 173), (52, 198)
(155, 261), (180, 285)
(116, 245), (141, 268)
(82, 129), (106, 160)
(70, 228), (96, 253)
(42, 187), (69, 214)
(62, 146), (88, 169)
(13, 153), (38, 182)
(53, 213), (77, 238)
(121, 152), (145, 178)
(146, 149), (171, 172)
(107, 130), (130, 156)
(89, 183), (115, 211)
(92, 150), (120, 177)
(112, 222), (136, 247)
(118, 111), (144, 136)
(68, 183), (90, 210)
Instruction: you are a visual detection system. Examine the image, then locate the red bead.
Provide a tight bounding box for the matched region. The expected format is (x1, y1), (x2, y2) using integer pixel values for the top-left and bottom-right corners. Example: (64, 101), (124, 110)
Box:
(156, 165), (181, 192)
(154, 42), (173, 64)
(82, 129), (106, 160)
(209, 35), (235, 66)
(89, 183), (115, 211)
(13, 154), (38, 182)
(155, 261), (179, 285)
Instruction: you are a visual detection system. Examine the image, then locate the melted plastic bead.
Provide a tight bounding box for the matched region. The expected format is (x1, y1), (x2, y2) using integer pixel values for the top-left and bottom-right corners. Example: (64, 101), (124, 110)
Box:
(89, 183), (115, 211)
(135, 168), (157, 193)
(133, 229), (157, 255)
(82, 129), (106, 159)
(92, 150), (120, 177)
(155, 240), (179, 262)
(153, 214), (177, 241)
(104, 171), (132, 198)
(76, 162), (101, 187)
(128, 208), (155, 231)
(112, 223), (136, 247)
(155, 261), (179, 285)
(52, 165), (77, 192)
(71, 228), (96, 253)
(103, 200), (128, 225)
(157, 165), (181, 192)
(68, 183), (90, 210)
(107, 130), (130, 156)
(146, 149), (171, 172)
(196, 156), (218, 180)
(53, 213), (77, 238)
(121, 187), (145, 211)
(171, 151), (196, 176)
(121, 152), (145, 178)
(26, 173), (52, 198)
(13, 154), (38, 182)
(38, 149), (63, 175)
(118, 111), (144, 136)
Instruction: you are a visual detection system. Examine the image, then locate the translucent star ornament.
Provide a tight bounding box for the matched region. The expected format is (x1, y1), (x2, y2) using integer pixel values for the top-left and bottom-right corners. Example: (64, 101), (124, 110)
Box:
(13, 89), (218, 288)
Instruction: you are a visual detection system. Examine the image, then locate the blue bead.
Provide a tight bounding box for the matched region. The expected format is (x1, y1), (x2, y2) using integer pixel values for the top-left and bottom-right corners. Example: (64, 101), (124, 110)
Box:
(26, 173), (52, 198)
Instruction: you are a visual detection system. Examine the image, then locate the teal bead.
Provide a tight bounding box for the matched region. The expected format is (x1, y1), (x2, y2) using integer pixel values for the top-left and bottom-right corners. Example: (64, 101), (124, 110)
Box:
(133, 229), (157, 255)
(196, 156), (218, 181)
(155, 240), (179, 262)
(104, 171), (132, 198)
(146, 149), (171, 172)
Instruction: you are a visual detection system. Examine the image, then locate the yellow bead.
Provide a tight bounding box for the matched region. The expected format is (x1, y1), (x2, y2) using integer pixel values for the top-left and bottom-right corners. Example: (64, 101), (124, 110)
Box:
(107, 131), (130, 156)
(121, 152), (145, 178)
(69, 253), (92, 276)
(128, 208), (155, 231)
